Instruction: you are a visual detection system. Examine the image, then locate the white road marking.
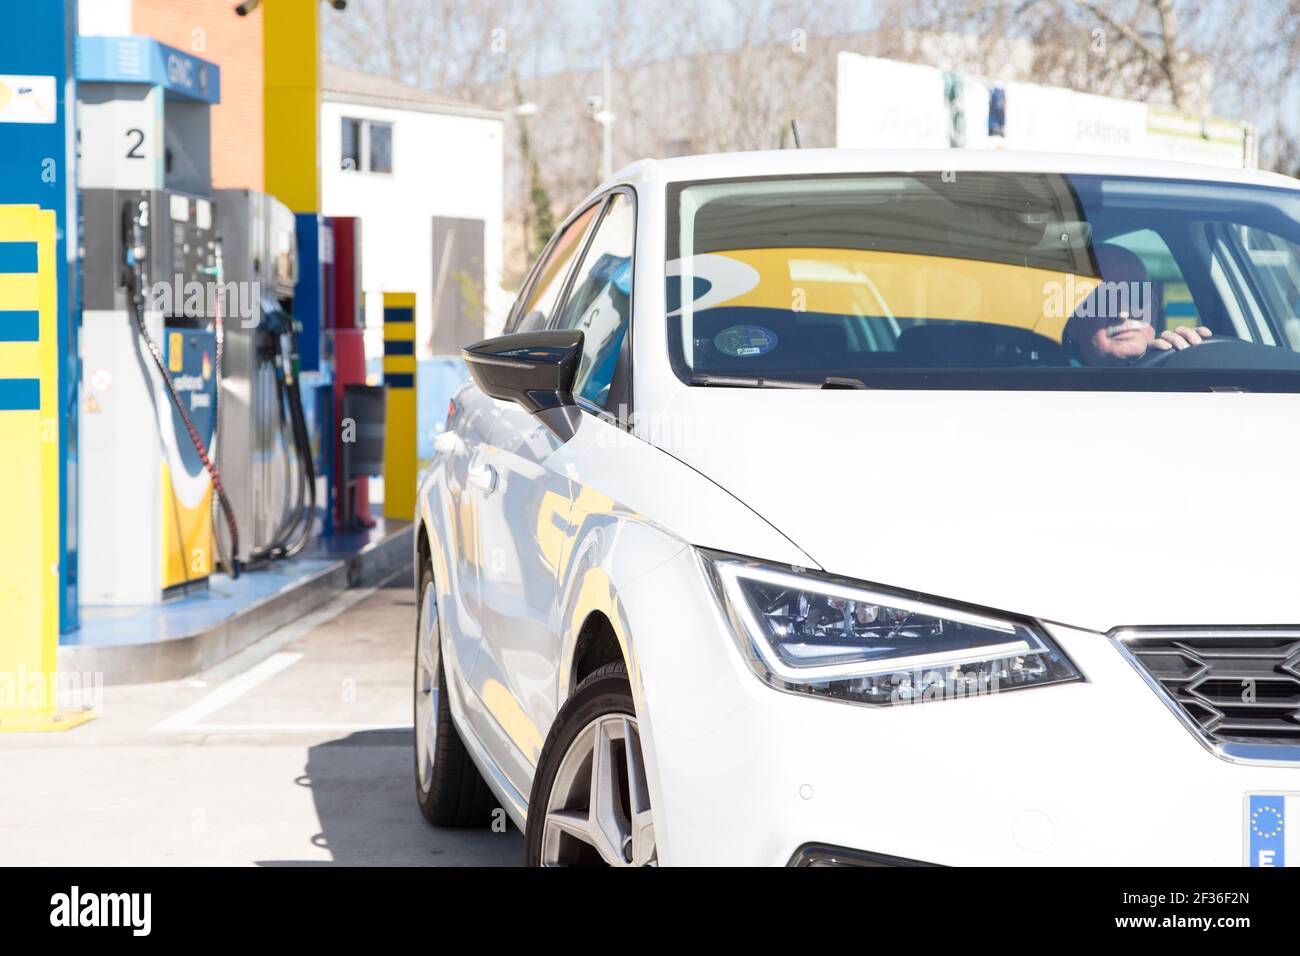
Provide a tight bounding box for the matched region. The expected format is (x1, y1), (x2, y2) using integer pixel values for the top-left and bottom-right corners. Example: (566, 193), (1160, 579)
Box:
(152, 571), (409, 735)
(197, 580), (388, 685)
(153, 653), (303, 732)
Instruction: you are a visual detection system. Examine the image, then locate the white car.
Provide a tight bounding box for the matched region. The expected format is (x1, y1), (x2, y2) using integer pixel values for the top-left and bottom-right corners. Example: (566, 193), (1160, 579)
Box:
(413, 149), (1300, 866)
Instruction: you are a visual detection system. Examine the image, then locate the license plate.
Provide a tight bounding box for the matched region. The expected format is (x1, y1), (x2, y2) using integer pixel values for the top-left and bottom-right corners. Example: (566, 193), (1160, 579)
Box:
(1245, 793), (1300, 866)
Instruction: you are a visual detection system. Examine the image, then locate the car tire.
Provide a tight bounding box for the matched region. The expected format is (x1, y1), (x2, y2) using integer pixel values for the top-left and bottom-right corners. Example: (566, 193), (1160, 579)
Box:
(414, 556), (498, 827)
(524, 661), (657, 866)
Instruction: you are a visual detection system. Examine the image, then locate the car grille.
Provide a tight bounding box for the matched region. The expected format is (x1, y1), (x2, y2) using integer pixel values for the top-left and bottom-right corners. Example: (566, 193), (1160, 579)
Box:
(1121, 629), (1300, 745)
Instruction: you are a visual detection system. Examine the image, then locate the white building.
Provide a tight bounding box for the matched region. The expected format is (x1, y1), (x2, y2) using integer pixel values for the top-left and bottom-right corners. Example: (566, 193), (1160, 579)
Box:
(320, 63), (507, 357)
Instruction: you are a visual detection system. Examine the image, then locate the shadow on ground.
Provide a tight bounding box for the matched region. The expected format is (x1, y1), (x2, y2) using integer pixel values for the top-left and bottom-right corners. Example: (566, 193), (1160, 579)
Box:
(257, 729), (522, 866)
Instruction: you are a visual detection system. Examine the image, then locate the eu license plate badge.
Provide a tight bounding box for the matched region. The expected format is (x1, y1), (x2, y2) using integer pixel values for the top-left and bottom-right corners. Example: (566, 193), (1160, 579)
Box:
(1245, 793), (1298, 867)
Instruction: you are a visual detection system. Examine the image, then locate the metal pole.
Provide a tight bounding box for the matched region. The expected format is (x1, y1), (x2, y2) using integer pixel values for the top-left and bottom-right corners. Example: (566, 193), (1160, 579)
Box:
(601, 58), (613, 180)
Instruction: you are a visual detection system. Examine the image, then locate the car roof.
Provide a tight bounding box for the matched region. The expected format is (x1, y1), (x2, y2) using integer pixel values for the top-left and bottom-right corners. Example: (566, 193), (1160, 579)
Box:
(605, 148), (1300, 193)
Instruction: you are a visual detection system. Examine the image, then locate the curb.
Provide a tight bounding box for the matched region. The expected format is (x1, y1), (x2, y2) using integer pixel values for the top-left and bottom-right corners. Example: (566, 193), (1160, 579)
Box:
(60, 522), (413, 685)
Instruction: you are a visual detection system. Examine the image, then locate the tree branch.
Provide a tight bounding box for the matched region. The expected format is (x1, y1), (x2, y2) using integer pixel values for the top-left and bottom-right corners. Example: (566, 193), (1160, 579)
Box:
(1018, 0), (1184, 110)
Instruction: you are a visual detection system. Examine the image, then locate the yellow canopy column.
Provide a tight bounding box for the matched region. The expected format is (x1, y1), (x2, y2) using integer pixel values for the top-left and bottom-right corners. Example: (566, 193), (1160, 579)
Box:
(263, 0), (320, 212)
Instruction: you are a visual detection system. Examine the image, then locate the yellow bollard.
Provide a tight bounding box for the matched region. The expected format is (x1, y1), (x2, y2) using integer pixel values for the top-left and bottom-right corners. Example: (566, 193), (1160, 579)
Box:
(0, 206), (94, 732)
(382, 292), (417, 520)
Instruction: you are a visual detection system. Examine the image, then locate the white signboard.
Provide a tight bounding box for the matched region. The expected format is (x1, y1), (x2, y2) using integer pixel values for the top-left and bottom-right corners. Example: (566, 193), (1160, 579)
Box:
(836, 54), (948, 149)
(958, 76), (991, 149)
(1000, 82), (1148, 155)
(834, 51), (1253, 168)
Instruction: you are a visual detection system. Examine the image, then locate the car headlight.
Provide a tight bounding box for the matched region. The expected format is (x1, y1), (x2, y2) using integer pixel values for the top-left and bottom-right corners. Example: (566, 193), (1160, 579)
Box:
(703, 551), (1081, 706)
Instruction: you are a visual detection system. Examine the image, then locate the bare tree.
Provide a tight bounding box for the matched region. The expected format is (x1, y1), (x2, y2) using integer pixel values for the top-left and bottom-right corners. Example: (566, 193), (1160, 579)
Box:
(898, 1), (1300, 171)
(476, 0), (869, 279)
(323, 0), (1300, 282)
(640, 0), (862, 153)
(1248, 0), (1300, 172)
(1058, 0), (1191, 108)
(322, 0), (561, 98)
(892, 1), (1215, 108)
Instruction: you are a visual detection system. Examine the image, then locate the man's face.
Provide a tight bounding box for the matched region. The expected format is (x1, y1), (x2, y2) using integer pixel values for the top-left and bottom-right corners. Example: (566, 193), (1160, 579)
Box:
(1072, 258), (1154, 366)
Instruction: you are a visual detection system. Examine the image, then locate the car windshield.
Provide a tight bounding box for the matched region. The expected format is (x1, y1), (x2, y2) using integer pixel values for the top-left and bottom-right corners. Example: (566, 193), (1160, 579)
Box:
(665, 172), (1300, 390)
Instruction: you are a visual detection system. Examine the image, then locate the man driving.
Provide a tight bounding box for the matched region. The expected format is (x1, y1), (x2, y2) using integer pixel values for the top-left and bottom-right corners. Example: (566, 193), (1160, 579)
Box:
(1065, 244), (1213, 365)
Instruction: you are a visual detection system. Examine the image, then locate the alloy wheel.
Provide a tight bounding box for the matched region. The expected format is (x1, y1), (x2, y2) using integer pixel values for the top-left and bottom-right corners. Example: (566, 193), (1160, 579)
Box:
(541, 714), (656, 866)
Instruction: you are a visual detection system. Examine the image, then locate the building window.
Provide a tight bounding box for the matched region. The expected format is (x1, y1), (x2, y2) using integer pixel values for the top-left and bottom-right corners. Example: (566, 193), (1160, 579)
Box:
(341, 118), (362, 171)
(340, 117), (393, 174)
(369, 122), (392, 173)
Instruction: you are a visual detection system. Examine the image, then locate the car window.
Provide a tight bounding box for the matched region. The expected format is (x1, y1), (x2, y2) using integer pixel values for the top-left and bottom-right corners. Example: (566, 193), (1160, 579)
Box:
(666, 173), (1300, 390)
(1206, 220), (1281, 347)
(554, 193), (634, 407)
(509, 202), (602, 334)
(1238, 225), (1300, 349)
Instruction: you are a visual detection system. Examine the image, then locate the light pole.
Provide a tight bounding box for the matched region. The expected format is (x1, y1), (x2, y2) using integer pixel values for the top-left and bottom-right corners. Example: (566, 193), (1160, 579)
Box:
(588, 58), (615, 180)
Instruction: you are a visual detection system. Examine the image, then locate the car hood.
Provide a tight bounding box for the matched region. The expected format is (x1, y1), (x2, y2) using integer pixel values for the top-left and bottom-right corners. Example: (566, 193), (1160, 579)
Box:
(653, 387), (1300, 632)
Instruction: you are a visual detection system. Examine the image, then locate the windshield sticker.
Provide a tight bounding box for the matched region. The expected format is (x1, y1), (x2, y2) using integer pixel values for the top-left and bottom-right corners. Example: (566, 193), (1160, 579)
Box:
(715, 325), (778, 357)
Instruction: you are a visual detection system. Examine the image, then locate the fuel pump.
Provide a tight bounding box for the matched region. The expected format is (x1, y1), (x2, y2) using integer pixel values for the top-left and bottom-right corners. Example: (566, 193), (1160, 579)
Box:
(213, 190), (318, 567)
(81, 185), (230, 600)
(76, 37), (229, 604)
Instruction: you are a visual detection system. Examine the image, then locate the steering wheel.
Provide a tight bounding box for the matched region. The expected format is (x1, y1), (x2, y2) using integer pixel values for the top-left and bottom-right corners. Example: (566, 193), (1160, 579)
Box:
(1135, 334), (1234, 368)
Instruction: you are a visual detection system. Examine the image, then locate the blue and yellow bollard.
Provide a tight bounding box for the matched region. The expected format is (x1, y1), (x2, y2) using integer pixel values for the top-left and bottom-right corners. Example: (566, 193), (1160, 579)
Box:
(382, 293), (417, 520)
(0, 206), (93, 731)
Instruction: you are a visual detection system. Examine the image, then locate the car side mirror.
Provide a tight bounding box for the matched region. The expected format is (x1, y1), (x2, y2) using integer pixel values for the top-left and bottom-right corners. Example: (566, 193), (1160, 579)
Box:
(463, 329), (585, 440)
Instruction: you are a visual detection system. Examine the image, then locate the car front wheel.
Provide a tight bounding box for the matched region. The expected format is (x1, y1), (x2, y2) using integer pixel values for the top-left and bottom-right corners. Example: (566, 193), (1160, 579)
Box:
(525, 662), (657, 866)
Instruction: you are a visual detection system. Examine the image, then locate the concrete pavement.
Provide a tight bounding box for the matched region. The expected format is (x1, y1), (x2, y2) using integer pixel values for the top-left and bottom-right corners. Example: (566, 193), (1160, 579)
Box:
(0, 579), (522, 866)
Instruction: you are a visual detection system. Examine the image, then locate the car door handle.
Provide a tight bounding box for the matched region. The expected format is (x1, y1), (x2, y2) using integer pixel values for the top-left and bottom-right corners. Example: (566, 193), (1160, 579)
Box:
(468, 463), (498, 494)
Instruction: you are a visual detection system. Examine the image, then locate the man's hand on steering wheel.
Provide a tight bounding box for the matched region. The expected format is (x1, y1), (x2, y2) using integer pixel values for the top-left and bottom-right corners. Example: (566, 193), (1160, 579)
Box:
(1150, 325), (1213, 351)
